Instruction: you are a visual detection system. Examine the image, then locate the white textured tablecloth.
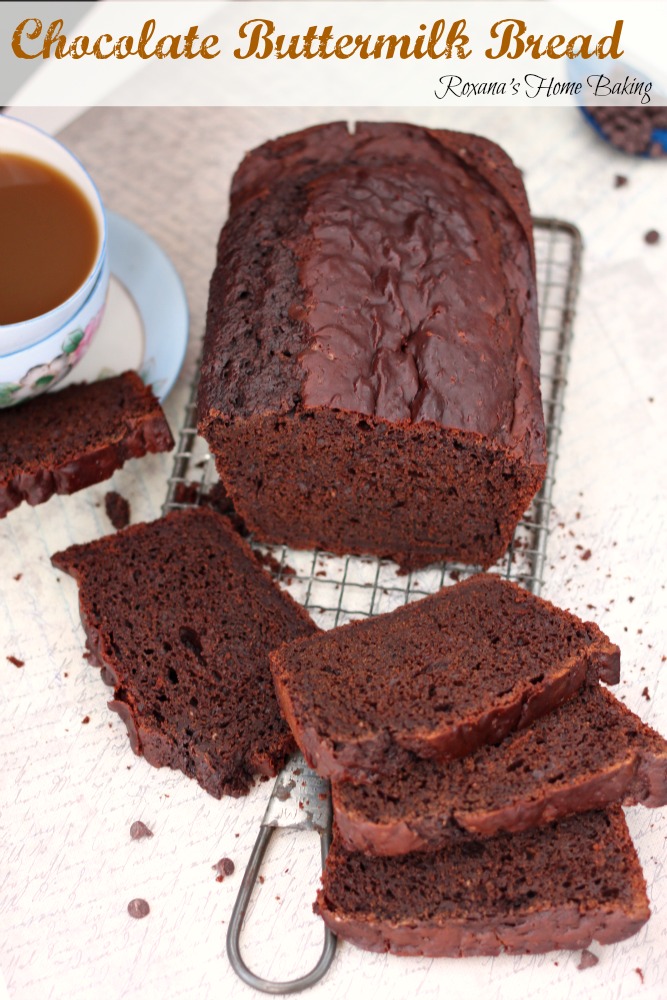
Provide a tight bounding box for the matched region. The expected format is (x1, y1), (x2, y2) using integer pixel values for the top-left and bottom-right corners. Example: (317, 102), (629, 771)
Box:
(1, 106), (666, 1000)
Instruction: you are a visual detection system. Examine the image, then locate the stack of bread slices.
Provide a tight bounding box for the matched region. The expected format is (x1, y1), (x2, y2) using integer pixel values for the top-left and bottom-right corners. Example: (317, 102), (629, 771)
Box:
(269, 573), (667, 957)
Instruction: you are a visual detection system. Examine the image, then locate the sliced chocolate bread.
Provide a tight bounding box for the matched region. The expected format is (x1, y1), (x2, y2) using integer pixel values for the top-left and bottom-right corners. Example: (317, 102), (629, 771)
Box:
(315, 808), (649, 957)
(0, 371), (173, 518)
(270, 575), (620, 782)
(51, 507), (316, 797)
(333, 683), (667, 854)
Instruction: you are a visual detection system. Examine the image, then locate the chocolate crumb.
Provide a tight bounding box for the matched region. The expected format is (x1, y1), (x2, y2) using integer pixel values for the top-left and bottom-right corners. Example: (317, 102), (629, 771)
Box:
(213, 857), (235, 881)
(82, 716), (90, 724)
(172, 482), (200, 506)
(255, 551), (282, 575)
(255, 551), (296, 579)
(644, 229), (660, 245)
(127, 898), (150, 919)
(258, 875), (265, 884)
(642, 687), (651, 701)
(130, 821), (154, 840)
(614, 174), (628, 188)
(577, 949), (599, 970)
(13, 573), (22, 581)
(635, 968), (645, 984)
(580, 549), (592, 561)
(629, 596), (635, 603)
(7, 655), (24, 668)
(104, 491), (131, 530)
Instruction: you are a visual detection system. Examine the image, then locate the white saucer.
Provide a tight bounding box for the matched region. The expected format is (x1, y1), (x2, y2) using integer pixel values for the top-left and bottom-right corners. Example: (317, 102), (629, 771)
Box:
(60, 211), (188, 400)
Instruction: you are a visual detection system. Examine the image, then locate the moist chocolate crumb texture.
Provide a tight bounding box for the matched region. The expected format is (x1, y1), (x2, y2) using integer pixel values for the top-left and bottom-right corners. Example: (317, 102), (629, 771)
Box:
(198, 122), (546, 571)
(51, 507), (317, 797)
(270, 574), (620, 782)
(0, 371), (174, 518)
(333, 682), (667, 855)
(315, 808), (650, 957)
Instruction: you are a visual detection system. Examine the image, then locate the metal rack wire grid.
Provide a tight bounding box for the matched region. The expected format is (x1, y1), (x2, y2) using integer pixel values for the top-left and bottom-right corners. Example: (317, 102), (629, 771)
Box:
(164, 217), (582, 631)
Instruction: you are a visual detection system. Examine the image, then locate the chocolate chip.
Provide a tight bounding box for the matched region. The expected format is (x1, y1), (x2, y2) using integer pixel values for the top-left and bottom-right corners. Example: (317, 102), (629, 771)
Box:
(127, 898), (150, 919)
(580, 549), (592, 561)
(82, 716), (90, 724)
(642, 687), (651, 701)
(104, 491), (131, 530)
(130, 821), (154, 840)
(645, 230), (660, 245)
(614, 174), (628, 188)
(179, 625), (204, 662)
(7, 655), (24, 668)
(213, 857), (235, 881)
(577, 949), (599, 970)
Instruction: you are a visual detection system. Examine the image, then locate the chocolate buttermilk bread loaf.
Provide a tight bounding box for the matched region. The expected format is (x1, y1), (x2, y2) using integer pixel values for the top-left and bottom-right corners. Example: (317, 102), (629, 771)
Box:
(198, 122), (546, 571)
(315, 808), (650, 957)
(52, 508), (316, 797)
(0, 371), (173, 517)
(270, 574), (620, 782)
(333, 682), (667, 855)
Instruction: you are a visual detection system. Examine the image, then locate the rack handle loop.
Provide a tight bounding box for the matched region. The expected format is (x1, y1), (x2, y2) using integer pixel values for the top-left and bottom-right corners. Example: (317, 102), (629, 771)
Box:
(226, 823), (337, 994)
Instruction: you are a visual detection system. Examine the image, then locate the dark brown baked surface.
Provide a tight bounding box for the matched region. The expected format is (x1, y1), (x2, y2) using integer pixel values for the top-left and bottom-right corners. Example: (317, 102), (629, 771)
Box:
(51, 507), (317, 797)
(0, 371), (173, 518)
(198, 121), (546, 570)
(315, 808), (649, 957)
(270, 574), (620, 782)
(333, 683), (667, 854)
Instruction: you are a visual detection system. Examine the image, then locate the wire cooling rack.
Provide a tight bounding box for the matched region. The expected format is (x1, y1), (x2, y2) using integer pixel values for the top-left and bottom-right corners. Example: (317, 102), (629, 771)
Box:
(164, 217), (581, 630)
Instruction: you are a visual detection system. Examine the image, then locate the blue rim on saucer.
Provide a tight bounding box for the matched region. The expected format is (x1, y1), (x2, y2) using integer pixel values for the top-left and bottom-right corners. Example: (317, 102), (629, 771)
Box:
(105, 211), (188, 401)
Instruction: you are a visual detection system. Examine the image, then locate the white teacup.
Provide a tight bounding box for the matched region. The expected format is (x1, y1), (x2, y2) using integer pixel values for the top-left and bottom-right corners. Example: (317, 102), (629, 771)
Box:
(0, 115), (109, 407)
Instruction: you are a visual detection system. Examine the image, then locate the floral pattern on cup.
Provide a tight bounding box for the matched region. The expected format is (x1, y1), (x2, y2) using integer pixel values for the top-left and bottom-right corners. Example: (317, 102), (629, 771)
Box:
(0, 303), (106, 408)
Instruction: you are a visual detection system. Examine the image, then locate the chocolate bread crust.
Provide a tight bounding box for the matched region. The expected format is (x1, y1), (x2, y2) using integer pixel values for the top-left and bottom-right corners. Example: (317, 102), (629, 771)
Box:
(198, 122), (546, 570)
(315, 891), (648, 958)
(332, 684), (667, 855)
(315, 809), (650, 957)
(0, 372), (173, 518)
(52, 508), (316, 798)
(270, 575), (620, 782)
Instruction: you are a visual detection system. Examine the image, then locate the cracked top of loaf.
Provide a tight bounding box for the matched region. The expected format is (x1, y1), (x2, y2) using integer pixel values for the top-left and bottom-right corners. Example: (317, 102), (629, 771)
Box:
(199, 121), (545, 466)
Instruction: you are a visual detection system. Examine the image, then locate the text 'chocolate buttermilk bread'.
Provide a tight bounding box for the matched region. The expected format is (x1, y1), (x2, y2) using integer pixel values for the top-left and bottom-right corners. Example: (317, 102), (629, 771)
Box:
(198, 122), (546, 571)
